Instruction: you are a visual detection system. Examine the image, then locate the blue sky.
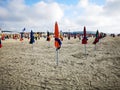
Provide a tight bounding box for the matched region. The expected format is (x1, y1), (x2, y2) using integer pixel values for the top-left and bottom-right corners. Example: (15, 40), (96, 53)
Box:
(89, 0), (105, 5)
(25, 0), (80, 5)
(25, 0), (106, 6)
(0, 0), (120, 33)
(0, 0), (106, 6)
(25, 0), (40, 5)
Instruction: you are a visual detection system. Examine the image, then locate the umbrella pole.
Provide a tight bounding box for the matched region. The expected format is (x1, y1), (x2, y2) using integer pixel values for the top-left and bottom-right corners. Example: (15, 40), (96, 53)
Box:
(95, 44), (97, 50)
(48, 41), (50, 48)
(56, 49), (58, 66)
(84, 44), (87, 59)
(100, 39), (101, 49)
(94, 44), (96, 51)
(32, 44), (34, 59)
(32, 44), (33, 50)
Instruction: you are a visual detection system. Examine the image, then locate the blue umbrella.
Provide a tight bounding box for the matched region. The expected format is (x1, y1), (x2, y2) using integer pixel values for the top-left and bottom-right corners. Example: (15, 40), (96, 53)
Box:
(0, 38), (2, 48)
(29, 30), (35, 44)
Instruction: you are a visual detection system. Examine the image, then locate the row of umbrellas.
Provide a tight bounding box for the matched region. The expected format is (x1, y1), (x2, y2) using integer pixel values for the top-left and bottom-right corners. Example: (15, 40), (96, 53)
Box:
(0, 22), (102, 66)
(54, 22), (102, 65)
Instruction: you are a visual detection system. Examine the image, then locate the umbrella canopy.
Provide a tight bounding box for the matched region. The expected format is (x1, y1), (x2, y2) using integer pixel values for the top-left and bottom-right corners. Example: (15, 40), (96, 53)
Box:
(96, 30), (99, 38)
(0, 38), (2, 48)
(54, 22), (62, 50)
(29, 30), (35, 44)
(83, 26), (86, 37)
(46, 31), (50, 41)
(93, 30), (99, 44)
(82, 26), (88, 44)
(54, 22), (59, 38)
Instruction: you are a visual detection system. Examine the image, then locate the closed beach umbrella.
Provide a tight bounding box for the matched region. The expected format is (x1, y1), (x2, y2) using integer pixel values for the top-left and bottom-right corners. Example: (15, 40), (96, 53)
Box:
(82, 26), (88, 44)
(93, 30), (99, 50)
(0, 29), (2, 48)
(93, 30), (99, 44)
(54, 22), (62, 50)
(54, 22), (62, 65)
(82, 26), (88, 58)
(29, 30), (35, 44)
(0, 38), (2, 48)
(46, 31), (50, 41)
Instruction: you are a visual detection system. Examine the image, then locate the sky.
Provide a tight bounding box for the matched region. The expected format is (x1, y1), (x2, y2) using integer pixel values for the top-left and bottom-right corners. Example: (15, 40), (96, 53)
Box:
(0, 0), (120, 33)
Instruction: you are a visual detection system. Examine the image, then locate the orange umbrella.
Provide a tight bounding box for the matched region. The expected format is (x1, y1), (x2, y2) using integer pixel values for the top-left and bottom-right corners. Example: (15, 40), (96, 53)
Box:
(54, 22), (62, 50)
(54, 22), (59, 38)
(54, 21), (62, 65)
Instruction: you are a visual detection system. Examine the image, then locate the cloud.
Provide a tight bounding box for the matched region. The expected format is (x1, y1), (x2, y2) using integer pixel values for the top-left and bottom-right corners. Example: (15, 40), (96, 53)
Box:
(103, 0), (120, 19)
(31, 1), (63, 21)
(0, 7), (8, 19)
(70, 0), (120, 33)
(0, 0), (64, 32)
(0, 0), (120, 33)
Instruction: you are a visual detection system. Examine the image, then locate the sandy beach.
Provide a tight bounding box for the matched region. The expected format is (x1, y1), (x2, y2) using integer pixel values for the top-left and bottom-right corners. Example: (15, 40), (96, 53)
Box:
(0, 36), (120, 90)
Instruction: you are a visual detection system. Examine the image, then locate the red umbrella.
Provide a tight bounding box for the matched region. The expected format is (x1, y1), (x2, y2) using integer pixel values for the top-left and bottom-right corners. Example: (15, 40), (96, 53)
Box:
(82, 26), (88, 58)
(93, 30), (99, 44)
(82, 26), (87, 44)
(84, 26), (86, 37)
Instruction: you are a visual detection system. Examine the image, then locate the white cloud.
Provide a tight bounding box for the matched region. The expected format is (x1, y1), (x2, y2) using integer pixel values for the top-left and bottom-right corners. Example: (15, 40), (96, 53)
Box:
(0, 7), (8, 19)
(0, 0), (120, 33)
(0, 0), (64, 32)
(32, 1), (63, 21)
(77, 0), (89, 8)
(104, 0), (120, 16)
(71, 0), (120, 33)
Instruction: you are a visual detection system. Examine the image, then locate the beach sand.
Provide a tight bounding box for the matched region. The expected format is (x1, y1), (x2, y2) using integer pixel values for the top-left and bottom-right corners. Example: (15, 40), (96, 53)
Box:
(0, 36), (120, 90)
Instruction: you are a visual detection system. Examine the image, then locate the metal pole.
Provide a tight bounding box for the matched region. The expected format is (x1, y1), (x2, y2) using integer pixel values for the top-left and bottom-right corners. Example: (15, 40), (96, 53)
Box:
(49, 42), (50, 48)
(95, 44), (96, 50)
(85, 44), (87, 59)
(99, 39), (101, 49)
(56, 49), (58, 66)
